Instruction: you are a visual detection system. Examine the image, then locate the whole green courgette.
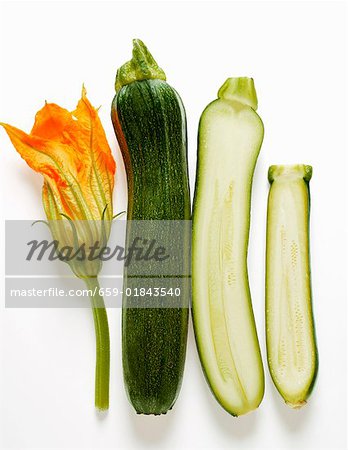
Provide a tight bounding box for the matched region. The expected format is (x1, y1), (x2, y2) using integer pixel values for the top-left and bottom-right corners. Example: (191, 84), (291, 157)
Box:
(111, 39), (191, 415)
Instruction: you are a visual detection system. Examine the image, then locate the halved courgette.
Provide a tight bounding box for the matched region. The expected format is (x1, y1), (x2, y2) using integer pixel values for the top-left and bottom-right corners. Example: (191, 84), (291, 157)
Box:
(192, 78), (265, 416)
(266, 164), (318, 408)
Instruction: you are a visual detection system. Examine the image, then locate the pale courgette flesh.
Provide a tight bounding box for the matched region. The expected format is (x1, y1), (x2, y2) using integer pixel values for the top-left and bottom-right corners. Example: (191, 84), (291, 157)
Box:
(192, 78), (265, 416)
(266, 164), (318, 408)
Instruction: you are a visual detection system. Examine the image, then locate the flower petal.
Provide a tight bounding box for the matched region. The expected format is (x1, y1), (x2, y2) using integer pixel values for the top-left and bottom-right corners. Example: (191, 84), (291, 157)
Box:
(1, 122), (75, 187)
(1, 88), (116, 222)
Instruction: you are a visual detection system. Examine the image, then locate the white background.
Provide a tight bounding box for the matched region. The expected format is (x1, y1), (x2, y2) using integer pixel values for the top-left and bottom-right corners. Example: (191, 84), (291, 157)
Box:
(0, 1), (347, 449)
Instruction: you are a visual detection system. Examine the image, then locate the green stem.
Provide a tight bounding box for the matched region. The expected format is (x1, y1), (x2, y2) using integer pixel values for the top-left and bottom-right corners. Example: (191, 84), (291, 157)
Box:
(115, 39), (166, 92)
(84, 277), (110, 411)
(218, 77), (258, 110)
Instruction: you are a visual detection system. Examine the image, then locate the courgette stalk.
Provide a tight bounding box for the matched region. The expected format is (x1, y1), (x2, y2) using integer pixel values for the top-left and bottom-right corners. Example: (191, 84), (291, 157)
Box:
(84, 277), (110, 411)
(266, 164), (318, 408)
(111, 40), (190, 415)
(192, 78), (265, 416)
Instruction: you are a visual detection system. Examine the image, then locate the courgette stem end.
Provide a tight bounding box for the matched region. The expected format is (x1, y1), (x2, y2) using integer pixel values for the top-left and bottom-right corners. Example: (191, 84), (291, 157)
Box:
(84, 277), (110, 411)
(218, 77), (258, 110)
(268, 164), (313, 183)
(115, 39), (166, 92)
(285, 399), (307, 409)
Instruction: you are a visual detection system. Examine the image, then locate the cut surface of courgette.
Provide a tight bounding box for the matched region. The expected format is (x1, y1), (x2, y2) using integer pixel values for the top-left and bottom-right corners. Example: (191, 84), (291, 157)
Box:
(266, 164), (318, 408)
(192, 78), (265, 416)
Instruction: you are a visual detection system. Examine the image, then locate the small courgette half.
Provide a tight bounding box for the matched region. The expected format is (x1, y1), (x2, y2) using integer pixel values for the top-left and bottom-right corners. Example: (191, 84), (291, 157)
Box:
(192, 78), (265, 416)
(266, 164), (318, 408)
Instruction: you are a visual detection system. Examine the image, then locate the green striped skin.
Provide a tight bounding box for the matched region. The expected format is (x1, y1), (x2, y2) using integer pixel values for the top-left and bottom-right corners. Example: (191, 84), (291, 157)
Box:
(111, 78), (191, 415)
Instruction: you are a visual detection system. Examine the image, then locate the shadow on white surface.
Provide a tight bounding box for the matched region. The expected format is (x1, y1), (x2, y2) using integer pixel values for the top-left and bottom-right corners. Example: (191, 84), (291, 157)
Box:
(268, 375), (315, 432)
(127, 406), (178, 443)
(95, 409), (109, 421)
(197, 376), (259, 439)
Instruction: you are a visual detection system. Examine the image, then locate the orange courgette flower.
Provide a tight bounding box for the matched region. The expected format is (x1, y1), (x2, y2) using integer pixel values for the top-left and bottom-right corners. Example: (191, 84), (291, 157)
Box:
(2, 87), (115, 224)
(1, 87), (115, 410)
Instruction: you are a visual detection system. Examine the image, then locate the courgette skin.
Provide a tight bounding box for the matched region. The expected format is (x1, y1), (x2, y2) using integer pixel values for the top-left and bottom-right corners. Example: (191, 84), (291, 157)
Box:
(111, 40), (190, 415)
(266, 165), (318, 408)
(192, 78), (265, 416)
